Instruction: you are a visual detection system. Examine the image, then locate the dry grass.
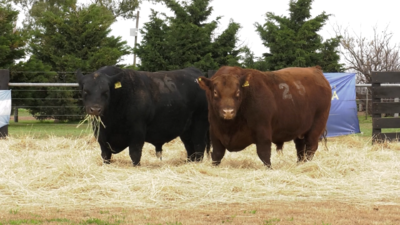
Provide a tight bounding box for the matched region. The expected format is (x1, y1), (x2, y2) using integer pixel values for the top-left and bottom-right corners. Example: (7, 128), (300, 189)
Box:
(1, 134), (400, 215)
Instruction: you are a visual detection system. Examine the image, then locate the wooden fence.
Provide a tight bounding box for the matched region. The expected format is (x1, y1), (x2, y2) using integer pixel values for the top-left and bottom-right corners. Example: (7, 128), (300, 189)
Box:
(372, 72), (400, 143)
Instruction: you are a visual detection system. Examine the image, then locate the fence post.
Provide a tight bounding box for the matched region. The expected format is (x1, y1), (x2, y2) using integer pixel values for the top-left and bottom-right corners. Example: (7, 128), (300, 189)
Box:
(365, 87), (368, 120)
(14, 106), (18, 122)
(395, 98), (399, 118)
(0, 69), (9, 138)
(371, 75), (381, 143)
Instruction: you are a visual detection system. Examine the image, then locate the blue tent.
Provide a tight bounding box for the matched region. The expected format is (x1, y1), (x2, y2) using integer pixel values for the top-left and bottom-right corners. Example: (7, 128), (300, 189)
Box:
(323, 73), (361, 137)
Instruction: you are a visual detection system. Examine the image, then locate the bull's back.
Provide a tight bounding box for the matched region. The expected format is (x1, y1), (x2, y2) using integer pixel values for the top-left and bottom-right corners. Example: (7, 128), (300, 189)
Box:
(138, 68), (208, 143)
(251, 67), (331, 141)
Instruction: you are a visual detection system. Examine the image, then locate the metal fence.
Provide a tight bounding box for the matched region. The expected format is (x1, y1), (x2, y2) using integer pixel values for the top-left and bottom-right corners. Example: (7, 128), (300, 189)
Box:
(2, 69), (400, 138)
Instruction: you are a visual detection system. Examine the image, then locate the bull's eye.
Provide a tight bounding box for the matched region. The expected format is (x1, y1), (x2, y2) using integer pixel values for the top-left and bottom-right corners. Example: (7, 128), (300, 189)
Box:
(83, 90), (89, 96)
(213, 90), (218, 97)
(102, 90), (109, 97)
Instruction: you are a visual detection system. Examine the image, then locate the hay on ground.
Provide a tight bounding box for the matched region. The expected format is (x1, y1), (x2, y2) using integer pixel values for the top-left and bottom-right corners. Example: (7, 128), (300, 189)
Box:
(1, 134), (400, 211)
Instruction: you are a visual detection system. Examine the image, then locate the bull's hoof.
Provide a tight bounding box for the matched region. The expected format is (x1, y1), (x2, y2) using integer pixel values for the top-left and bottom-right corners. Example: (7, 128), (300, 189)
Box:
(212, 161), (221, 166)
(132, 162), (141, 167)
(156, 151), (162, 160)
(188, 153), (204, 162)
(103, 160), (111, 164)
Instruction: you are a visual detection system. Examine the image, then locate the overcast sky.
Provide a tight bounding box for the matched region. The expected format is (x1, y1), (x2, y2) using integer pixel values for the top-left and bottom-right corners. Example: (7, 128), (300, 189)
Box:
(15, 0), (400, 67)
(108, 0), (399, 67)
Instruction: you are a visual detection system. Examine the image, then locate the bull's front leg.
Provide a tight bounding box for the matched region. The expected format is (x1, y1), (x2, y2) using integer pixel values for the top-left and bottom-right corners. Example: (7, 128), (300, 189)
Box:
(128, 129), (146, 166)
(129, 142), (144, 166)
(255, 128), (272, 168)
(210, 133), (226, 166)
(255, 140), (272, 168)
(98, 141), (112, 164)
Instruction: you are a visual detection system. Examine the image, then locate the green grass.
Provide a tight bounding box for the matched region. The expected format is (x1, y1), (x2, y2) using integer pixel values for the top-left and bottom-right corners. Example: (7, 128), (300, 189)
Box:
(9, 109), (92, 138)
(356, 115), (400, 137)
(7, 110), (400, 139)
(8, 120), (92, 138)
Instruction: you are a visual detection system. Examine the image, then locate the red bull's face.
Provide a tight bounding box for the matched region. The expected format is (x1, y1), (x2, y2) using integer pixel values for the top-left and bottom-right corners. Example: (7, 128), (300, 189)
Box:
(198, 73), (250, 120)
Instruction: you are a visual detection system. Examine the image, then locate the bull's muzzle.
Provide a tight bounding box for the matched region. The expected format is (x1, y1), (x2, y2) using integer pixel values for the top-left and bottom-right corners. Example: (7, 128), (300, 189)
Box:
(222, 108), (235, 120)
(88, 106), (102, 116)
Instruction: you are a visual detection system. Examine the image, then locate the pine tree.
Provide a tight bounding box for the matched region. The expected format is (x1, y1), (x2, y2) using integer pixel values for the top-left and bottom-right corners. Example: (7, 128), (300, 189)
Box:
(135, 0), (241, 73)
(13, 2), (130, 121)
(255, 0), (343, 72)
(0, 1), (25, 69)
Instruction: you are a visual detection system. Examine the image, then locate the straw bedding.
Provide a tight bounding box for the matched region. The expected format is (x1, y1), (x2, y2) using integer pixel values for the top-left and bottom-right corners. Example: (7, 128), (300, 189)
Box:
(1, 135), (399, 210)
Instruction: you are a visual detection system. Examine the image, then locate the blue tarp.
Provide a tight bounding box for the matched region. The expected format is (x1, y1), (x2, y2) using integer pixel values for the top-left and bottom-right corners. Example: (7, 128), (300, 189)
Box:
(0, 90), (11, 129)
(323, 73), (361, 137)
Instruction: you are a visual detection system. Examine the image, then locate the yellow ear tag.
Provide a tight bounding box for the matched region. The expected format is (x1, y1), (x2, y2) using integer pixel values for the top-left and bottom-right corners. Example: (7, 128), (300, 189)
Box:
(242, 80), (250, 87)
(198, 78), (202, 81)
(115, 82), (122, 89)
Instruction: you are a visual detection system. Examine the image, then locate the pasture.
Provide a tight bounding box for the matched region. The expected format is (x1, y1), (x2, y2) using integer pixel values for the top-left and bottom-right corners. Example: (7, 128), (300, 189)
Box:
(1, 117), (400, 224)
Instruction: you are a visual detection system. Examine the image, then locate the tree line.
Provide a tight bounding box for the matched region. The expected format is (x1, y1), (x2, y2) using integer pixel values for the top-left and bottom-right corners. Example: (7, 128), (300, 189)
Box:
(2, 0), (398, 120)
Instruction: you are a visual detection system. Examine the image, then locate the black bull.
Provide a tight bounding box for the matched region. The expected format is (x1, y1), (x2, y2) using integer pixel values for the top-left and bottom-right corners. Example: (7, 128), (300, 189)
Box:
(76, 66), (210, 166)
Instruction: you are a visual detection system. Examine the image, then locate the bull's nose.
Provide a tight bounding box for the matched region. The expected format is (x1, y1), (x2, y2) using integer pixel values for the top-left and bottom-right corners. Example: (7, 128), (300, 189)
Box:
(222, 109), (235, 119)
(89, 107), (102, 115)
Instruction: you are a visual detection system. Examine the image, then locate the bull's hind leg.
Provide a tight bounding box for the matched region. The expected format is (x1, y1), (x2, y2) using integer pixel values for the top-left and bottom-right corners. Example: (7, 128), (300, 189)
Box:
(301, 128), (325, 162)
(275, 142), (284, 154)
(154, 143), (163, 160)
(302, 137), (318, 161)
(180, 111), (209, 162)
(180, 130), (206, 162)
(294, 137), (306, 162)
(303, 114), (329, 162)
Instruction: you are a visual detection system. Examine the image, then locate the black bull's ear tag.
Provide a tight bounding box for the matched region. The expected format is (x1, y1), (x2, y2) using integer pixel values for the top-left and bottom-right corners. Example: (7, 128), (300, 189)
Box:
(115, 82), (122, 89)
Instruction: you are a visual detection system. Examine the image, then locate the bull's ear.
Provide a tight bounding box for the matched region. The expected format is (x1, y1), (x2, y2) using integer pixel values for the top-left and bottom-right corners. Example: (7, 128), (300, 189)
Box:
(109, 71), (124, 89)
(75, 69), (84, 87)
(240, 73), (252, 88)
(197, 76), (211, 91)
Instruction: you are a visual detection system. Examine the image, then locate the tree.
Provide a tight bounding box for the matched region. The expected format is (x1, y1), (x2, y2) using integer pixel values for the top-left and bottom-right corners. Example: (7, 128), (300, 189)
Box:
(135, 0), (241, 73)
(12, 2), (131, 121)
(0, 0), (26, 69)
(240, 46), (269, 71)
(335, 25), (400, 84)
(255, 0), (343, 72)
(13, 0), (161, 19)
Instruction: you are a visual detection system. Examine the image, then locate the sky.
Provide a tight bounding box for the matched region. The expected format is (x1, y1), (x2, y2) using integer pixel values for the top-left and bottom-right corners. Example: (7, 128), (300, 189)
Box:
(15, 0), (400, 67)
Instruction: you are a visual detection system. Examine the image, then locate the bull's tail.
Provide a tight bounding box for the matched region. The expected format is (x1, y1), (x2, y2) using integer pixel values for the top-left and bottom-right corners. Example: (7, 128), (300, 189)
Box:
(320, 129), (328, 151)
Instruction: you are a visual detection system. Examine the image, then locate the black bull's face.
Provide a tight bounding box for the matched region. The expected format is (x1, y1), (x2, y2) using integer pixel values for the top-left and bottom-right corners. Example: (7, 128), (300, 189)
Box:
(197, 74), (250, 120)
(76, 70), (123, 116)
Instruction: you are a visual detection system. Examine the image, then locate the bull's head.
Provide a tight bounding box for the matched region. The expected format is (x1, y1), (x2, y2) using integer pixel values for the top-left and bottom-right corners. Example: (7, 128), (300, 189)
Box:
(197, 71), (251, 120)
(76, 69), (123, 116)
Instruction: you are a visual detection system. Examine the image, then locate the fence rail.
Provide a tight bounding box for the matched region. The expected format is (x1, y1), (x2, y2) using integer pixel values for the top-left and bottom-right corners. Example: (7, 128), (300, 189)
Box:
(371, 72), (400, 143)
(9, 83), (79, 87)
(3, 69), (400, 139)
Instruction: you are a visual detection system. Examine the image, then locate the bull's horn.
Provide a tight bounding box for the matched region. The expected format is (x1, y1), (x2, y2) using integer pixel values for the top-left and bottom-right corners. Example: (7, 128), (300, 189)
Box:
(75, 69), (84, 81)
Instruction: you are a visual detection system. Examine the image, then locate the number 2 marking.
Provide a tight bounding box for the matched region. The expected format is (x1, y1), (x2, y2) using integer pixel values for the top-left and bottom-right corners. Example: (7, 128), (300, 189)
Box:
(279, 83), (292, 100)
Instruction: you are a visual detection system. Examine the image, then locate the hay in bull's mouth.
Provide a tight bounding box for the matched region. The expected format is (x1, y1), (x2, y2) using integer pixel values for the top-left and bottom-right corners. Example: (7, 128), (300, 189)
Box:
(76, 114), (106, 139)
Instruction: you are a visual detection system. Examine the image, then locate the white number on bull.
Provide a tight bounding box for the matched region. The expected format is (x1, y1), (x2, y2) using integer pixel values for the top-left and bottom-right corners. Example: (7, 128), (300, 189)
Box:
(153, 76), (177, 93)
(294, 81), (305, 95)
(279, 83), (292, 100)
(153, 78), (170, 93)
(164, 76), (177, 92)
